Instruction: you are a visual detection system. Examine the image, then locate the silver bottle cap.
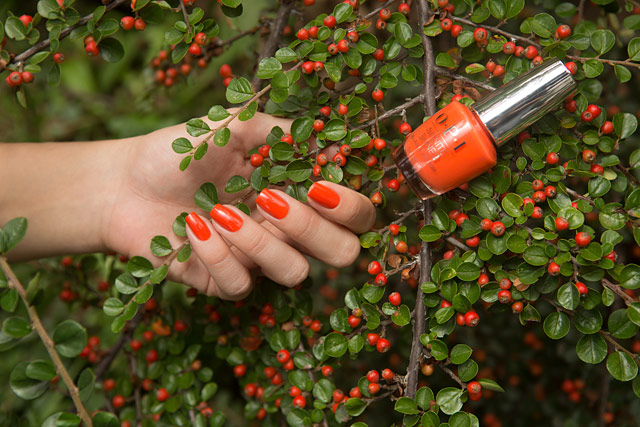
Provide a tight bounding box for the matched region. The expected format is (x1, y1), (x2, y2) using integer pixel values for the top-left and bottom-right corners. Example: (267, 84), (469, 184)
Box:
(473, 58), (576, 146)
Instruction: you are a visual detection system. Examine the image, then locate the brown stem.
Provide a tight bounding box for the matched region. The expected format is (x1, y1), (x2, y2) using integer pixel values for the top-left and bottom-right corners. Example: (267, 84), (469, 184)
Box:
(446, 236), (471, 252)
(178, 0), (193, 36)
(0, 257), (92, 427)
(95, 312), (143, 380)
(405, 0), (437, 399)
(128, 352), (143, 427)
(12, 0), (129, 66)
(602, 279), (635, 306)
(251, 0), (295, 89)
(452, 16), (539, 48)
(354, 95), (424, 131)
(363, 0), (398, 20)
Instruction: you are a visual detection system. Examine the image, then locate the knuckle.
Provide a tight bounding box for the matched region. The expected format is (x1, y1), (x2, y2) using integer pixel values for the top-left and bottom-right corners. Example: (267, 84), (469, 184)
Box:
(246, 230), (272, 257)
(225, 276), (253, 300)
(294, 211), (320, 242)
(280, 257), (310, 287)
(331, 234), (361, 268)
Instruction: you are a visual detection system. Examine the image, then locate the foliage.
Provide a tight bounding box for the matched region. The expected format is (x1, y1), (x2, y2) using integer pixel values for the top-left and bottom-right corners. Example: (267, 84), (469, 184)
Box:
(1, 0), (640, 426)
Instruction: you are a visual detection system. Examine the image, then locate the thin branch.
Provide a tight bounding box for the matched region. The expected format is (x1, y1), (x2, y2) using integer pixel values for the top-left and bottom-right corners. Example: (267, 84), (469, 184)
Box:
(354, 95), (424, 130)
(11, 0), (129, 66)
(406, 0), (436, 399)
(602, 279), (636, 306)
(178, 0), (193, 36)
(0, 257), (92, 427)
(435, 67), (496, 92)
(446, 237), (471, 252)
(95, 311), (142, 380)
(452, 16), (539, 48)
(128, 351), (143, 427)
(363, 0), (397, 20)
(251, 0), (295, 89)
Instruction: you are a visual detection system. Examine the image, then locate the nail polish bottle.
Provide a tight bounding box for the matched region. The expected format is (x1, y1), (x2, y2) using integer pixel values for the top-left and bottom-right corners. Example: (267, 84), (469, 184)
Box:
(393, 58), (576, 199)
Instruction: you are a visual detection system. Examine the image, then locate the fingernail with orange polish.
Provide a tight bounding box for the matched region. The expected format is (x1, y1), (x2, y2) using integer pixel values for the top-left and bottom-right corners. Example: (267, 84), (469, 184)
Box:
(210, 204), (243, 232)
(185, 212), (211, 241)
(256, 189), (289, 219)
(307, 183), (340, 209)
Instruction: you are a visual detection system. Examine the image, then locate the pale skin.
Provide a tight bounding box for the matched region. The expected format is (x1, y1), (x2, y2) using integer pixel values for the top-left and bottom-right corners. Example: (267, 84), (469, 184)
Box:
(0, 112), (376, 300)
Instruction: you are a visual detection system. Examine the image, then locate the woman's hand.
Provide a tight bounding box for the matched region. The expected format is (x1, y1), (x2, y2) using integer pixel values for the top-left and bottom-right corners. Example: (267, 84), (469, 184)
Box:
(102, 112), (376, 299)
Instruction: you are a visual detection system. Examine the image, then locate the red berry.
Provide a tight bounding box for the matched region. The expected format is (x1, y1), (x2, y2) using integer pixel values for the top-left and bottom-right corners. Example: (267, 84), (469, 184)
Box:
(376, 338), (390, 353)
(556, 25), (571, 39)
(134, 18), (146, 31)
(581, 110), (594, 122)
(347, 31), (359, 43)
(379, 8), (391, 20)
(565, 61), (577, 75)
(498, 289), (513, 304)
(338, 103), (349, 115)
(365, 154), (378, 167)
(503, 42), (516, 54)
(533, 191), (546, 203)
(587, 104), (601, 118)
(546, 152), (560, 164)
(545, 185), (557, 198)
(389, 224), (400, 235)
(312, 119), (325, 132)
(473, 28), (487, 42)
(219, 64), (233, 78)
(366, 370), (379, 383)
(339, 144), (352, 157)
(320, 106), (331, 117)
(389, 292), (401, 306)
(373, 48), (384, 61)
(531, 206), (543, 219)
(478, 273), (489, 286)
(250, 153), (264, 167)
(112, 395), (125, 408)
(85, 41), (99, 56)
(292, 395), (306, 408)
(19, 15), (33, 28)
(276, 349), (291, 363)
(512, 301), (524, 313)
(555, 217), (569, 231)
(121, 16), (135, 30)
(466, 236), (480, 247)
(601, 121), (614, 135)
(323, 15), (337, 28)
(337, 39), (349, 53)
(399, 123), (412, 135)
(104, 378), (116, 391)
(367, 333), (379, 346)
(156, 388), (169, 402)
(333, 152), (347, 167)
(590, 164), (604, 175)
(328, 43), (339, 55)
(289, 386), (302, 397)
(368, 382), (380, 394)
(233, 364), (247, 377)
(480, 218), (493, 231)
(455, 213), (469, 226)
(524, 46), (538, 59)
(89, 335), (100, 348)
(387, 179), (399, 191)
(514, 46), (525, 57)
(575, 281), (589, 296)
(310, 320), (322, 332)
(348, 315), (361, 328)
(451, 25), (463, 37)
(575, 232), (591, 247)
(297, 28), (309, 41)
(464, 311), (479, 327)
(53, 53), (65, 64)
(349, 387), (361, 398)
(548, 261), (560, 276)
(456, 313), (466, 326)
(281, 134), (294, 144)
(485, 59), (496, 73)
(441, 300), (452, 308)
(302, 61), (315, 74)
(130, 340), (142, 352)
(499, 278), (512, 290)
(532, 179), (544, 191)
(441, 18), (453, 31)
(195, 32), (207, 45)
(322, 365), (334, 377)
(258, 144), (271, 157)
(375, 273), (387, 286)
(372, 89), (384, 102)
(382, 368), (394, 380)
(145, 349), (158, 364)
(490, 221), (505, 236)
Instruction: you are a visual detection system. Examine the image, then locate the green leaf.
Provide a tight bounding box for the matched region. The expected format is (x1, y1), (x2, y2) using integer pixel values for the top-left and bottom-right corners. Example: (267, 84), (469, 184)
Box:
(502, 193), (523, 217)
(286, 160), (312, 183)
(590, 29), (616, 55)
(543, 312), (570, 339)
(186, 118), (211, 137)
(435, 52), (456, 68)
(226, 77), (254, 103)
(194, 182), (219, 211)
(78, 368), (95, 401)
(291, 116), (314, 143)
(450, 344), (472, 364)
(256, 57), (282, 79)
(225, 175), (250, 193)
(478, 378), (505, 392)
(1, 289), (19, 312)
(275, 47), (297, 63)
(1, 217), (27, 253)
(10, 362), (48, 400)
(135, 284), (154, 303)
(395, 397), (419, 415)
(324, 119), (347, 141)
(436, 387), (463, 415)
(419, 225), (442, 242)
(99, 38), (124, 63)
(530, 13), (556, 38)
(172, 137), (193, 154)
(394, 22), (413, 46)
(576, 334), (607, 364)
(557, 282), (579, 310)
(53, 320), (87, 358)
(150, 235), (172, 257)
(149, 265), (168, 284)
(2, 316), (30, 338)
(26, 360), (56, 381)
(324, 332), (348, 357)
(606, 351), (638, 381)
(103, 297), (124, 316)
(523, 245), (549, 266)
(345, 398), (367, 417)
(42, 412), (81, 427)
(127, 256), (154, 278)
(613, 112), (637, 139)
(208, 105), (230, 121)
(92, 412), (120, 427)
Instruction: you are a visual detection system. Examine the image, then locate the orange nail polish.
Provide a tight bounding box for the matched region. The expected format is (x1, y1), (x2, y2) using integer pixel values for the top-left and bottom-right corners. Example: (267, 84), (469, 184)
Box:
(256, 189), (289, 219)
(210, 204), (243, 232)
(185, 212), (211, 241)
(393, 59), (576, 199)
(307, 183), (340, 209)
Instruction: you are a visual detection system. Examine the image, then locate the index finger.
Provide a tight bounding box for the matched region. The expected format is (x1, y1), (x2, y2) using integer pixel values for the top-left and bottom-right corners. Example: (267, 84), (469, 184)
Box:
(306, 181), (376, 234)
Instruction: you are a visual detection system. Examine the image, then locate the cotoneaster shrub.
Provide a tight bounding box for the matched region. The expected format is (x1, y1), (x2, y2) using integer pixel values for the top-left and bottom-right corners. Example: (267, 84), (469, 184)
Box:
(1, 0), (640, 426)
